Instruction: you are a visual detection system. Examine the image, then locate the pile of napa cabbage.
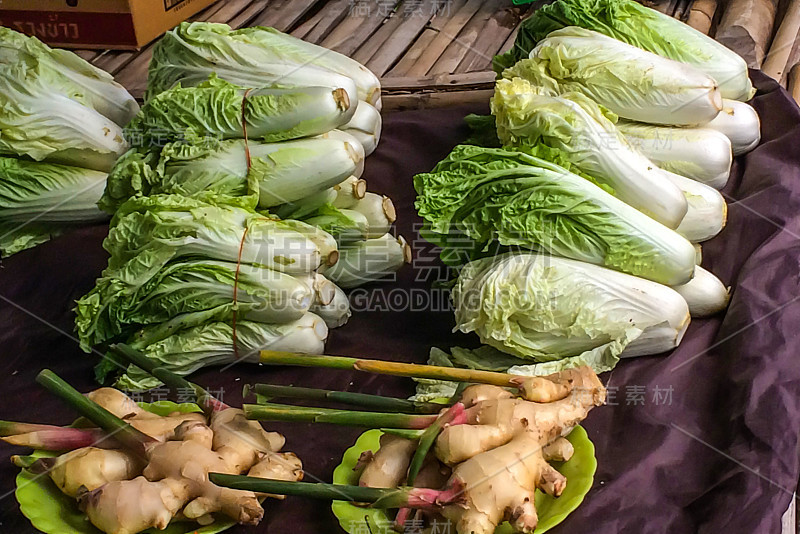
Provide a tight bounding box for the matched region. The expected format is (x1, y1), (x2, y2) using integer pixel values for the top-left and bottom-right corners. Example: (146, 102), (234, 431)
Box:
(415, 0), (753, 384)
(70, 22), (408, 388)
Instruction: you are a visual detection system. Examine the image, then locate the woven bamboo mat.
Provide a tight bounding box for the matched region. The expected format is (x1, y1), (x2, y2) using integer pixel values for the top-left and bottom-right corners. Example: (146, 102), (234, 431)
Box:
(73, 0), (695, 110)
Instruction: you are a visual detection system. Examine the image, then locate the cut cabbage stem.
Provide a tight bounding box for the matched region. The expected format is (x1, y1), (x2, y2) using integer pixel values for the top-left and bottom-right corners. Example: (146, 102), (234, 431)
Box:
(108, 343), (227, 413)
(257, 351), (573, 402)
(351, 193), (397, 238)
(208, 474), (463, 509)
(671, 265), (730, 317)
(332, 176), (368, 209)
(243, 402), (439, 429)
(246, 383), (443, 414)
(35, 370), (155, 457)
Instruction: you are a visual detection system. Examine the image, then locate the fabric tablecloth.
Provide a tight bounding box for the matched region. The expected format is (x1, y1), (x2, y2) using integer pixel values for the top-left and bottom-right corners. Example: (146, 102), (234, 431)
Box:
(1, 71), (799, 534)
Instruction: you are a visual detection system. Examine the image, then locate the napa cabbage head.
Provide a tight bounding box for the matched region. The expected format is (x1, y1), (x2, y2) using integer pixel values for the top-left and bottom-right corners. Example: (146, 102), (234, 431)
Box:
(452, 252), (690, 369)
(414, 144), (696, 285)
(491, 77), (688, 228)
(0, 61), (128, 171)
(103, 195), (329, 277)
(0, 157), (108, 256)
(75, 259), (314, 351)
(127, 76), (355, 145)
(146, 22), (379, 108)
(101, 134), (361, 213)
(494, 0), (754, 101)
(504, 27), (723, 126)
(0, 27), (139, 125)
(105, 314), (329, 389)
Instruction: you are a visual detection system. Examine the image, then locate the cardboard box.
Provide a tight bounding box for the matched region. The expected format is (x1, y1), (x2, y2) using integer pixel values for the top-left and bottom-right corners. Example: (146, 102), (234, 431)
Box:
(0, 0), (219, 50)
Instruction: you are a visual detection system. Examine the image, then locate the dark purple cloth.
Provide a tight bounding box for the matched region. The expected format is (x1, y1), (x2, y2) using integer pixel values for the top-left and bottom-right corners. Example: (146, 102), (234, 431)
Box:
(1, 71), (799, 534)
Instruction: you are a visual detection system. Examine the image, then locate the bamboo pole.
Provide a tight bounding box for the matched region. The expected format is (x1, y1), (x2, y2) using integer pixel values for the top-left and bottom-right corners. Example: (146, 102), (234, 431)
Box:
(243, 402), (438, 429)
(259, 351), (520, 387)
(208, 474), (463, 508)
(686, 0), (718, 34)
(716, 0), (779, 67)
(788, 63), (800, 104)
(248, 384), (443, 414)
(762, 0), (800, 82)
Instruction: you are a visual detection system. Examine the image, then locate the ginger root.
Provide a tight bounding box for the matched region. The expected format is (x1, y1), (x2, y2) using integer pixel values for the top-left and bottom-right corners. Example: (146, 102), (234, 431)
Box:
(358, 434), (417, 489)
(210, 408), (285, 473)
(41, 447), (142, 497)
(440, 434), (567, 534)
(353, 365), (605, 534)
(37, 387), (302, 534)
(435, 367), (605, 533)
(79, 476), (193, 534)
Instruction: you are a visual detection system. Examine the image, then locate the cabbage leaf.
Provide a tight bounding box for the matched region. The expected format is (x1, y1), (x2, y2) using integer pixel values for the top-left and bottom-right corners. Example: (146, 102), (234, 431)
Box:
(414, 145), (696, 285)
(0, 157), (108, 256)
(76, 259), (314, 350)
(494, 0), (754, 101)
(452, 252), (690, 367)
(492, 77), (688, 228)
(504, 27), (722, 126)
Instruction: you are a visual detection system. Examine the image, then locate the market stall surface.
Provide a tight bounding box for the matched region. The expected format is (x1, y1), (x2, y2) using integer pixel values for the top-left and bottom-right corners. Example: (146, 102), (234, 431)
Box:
(1, 71), (800, 534)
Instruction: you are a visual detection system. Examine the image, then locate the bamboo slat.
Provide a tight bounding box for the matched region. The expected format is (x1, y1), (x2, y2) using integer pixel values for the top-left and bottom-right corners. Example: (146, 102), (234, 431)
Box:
(320, 1), (400, 56)
(762, 0), (800, 82)
(428, 0), (505, 76)
(686, 0), (718, 34)
(716, 0), (779, 68)
(227, 0), (272, 29)
(204, 0), (258, 23)
(457, 4), (521, 72)
(385, 23), (440, 77)
(364, 0), (440, 76)
(397, 0), (482, 77)
(64, 0), (757, 109)
(250, 0), (323, 31)
(789, 63), (800, 105)
(291, 0), (352, 43)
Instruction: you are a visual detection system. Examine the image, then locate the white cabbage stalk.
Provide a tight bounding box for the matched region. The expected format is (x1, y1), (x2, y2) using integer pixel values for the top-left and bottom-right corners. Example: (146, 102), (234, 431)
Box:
(321, 130), (366, 178)
(253, 137), (363, 207)
(294, 272), (337, 307)
(453, 252), (690, 372)
(323, 234), (410, 288)
(0, 27), (139, 125)
(332, 176), (367, 209)
(664, 171), (727, 243)
(671, 265), (730, 317)
(147, 22), (381, 108)
(275, 188), (338, 220)
(310, 281), (351, 329)
(0, 74), (128, 171)
(116, 314), (328, 390)
(278, 219), (339, 268)
(520, 26), (722, 125)
(706, 99), (761, 156)
(492, 78), (688, 228)
(350, 192), (396, 238)
(341, 102), (382, 155)
(617, 121), (732, 189)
